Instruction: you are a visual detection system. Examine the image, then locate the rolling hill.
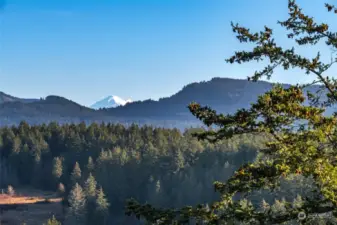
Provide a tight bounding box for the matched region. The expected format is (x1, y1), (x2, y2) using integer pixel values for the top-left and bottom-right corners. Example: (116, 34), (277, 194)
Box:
(0, 77), (332, 128)
(0, 92), (38, 104)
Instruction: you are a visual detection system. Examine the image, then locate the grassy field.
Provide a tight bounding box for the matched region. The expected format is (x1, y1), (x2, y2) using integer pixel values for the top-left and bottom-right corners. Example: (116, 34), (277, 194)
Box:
(0, 188), (63, 225)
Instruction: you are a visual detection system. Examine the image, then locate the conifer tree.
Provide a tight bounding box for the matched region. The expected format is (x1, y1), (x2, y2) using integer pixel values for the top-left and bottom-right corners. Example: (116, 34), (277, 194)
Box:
(84, 173), (97, 224)
(7, 185), (15, 196)
(126, 1), (337, 224)
(87, 156), (95, 173)
(172, 148), (185, 173)
(44, 215), (61, 225)
(95, 186), (110, 225)
(57, 182), (65, 197)
(84, 173), (98, 224)
(84, 173), (97, 199)
(65, 183), (86, 225)
(71, 162), (82, 185)
(52, 157), (63, 180)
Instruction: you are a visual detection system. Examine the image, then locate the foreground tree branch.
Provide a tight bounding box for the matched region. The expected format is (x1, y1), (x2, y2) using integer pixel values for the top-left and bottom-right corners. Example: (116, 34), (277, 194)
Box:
(126, 1), (337, 224)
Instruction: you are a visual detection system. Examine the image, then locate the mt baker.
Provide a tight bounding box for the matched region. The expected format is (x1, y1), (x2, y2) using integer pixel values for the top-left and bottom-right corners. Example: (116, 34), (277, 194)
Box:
(90, 95), (132, 109)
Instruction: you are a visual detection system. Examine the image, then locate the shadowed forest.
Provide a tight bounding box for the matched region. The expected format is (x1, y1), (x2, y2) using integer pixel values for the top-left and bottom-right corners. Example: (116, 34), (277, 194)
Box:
(0, 122), (323, 224)
(0, 122), (265, 224)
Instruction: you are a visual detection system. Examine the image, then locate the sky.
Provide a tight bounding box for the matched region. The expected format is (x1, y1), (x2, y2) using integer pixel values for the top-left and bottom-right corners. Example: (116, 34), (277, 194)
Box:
(0, 0), (336, 106)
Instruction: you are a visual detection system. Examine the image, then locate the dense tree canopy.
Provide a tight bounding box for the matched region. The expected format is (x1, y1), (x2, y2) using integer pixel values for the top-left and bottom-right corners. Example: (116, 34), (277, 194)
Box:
(126, 1), (337, 224)
(0, 121), (264, 224)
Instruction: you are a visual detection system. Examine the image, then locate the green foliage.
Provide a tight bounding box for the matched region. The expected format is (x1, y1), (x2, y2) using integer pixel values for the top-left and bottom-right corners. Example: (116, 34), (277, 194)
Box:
(84, 173), (97, 199)
(52, 157), (63, 181)
(87, 156), (95, 173)
(93, 186), (110, 225)
(71, 162), (82, 185)
(96, 186), (110, 213)
(125, 1), (337, 224)
(43, 215), (61, 225)
(66, 183), (87, 225)
(83, 173), (98, 225)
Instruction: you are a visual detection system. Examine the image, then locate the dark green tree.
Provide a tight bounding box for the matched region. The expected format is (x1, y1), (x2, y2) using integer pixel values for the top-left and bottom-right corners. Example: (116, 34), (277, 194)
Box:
(84, 173), (98, 225)
(44, 215), (61, 225)
(87, 156), (95, 173)
(84, 173), (97, 199)
(171, 148), (185, 173)
(126, 1), (337, 224)
(65, 183), (87, 225)
(71, 162), (82, 185)
(95, 186), (110, 225)
(52, 157), (63, 181)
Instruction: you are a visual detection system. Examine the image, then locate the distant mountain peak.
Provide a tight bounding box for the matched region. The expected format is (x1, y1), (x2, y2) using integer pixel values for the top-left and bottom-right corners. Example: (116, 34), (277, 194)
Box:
(91, 95), (132, 109)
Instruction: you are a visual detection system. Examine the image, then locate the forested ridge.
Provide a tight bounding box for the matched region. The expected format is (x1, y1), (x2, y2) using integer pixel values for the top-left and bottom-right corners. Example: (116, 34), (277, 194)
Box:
(0, 121), (268, 224)
(0, 78), (330, 129)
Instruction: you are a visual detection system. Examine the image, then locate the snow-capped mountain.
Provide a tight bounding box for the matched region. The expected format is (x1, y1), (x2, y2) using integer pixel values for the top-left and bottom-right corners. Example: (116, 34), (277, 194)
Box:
(90, 95), (132, 109)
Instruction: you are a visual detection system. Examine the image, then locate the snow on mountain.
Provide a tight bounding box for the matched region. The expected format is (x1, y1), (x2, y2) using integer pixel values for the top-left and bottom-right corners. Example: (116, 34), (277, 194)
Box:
(90, 95), (132, 109)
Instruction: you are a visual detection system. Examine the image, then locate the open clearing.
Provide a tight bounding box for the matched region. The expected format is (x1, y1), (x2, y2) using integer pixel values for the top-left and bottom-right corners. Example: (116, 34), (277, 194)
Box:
(0, 188), (63, 225)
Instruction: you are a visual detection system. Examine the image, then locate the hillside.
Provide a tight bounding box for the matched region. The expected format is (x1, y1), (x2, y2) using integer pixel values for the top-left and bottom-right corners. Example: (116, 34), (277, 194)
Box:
(105, 77), (282, 118)
(0, 77), (330, 127)
(0, 92), (38, 104)
(0, 95), (108, 126)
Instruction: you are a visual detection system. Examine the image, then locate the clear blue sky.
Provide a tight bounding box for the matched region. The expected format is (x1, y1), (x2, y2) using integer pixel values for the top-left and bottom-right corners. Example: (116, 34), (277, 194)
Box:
(0, 0), (336, 106)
